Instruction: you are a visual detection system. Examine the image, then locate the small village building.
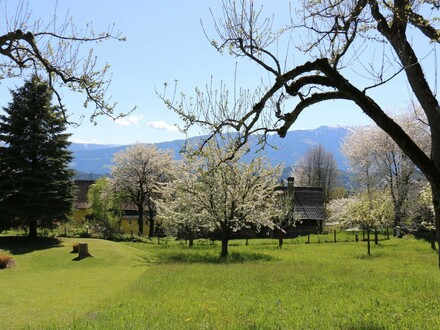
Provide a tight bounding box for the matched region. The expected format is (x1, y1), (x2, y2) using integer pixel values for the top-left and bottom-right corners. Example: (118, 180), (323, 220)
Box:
(118, 208), (150, 237)
(72, 180), (94, 224)
(276, 177), (325, 237)
(72, 179), (150, 236)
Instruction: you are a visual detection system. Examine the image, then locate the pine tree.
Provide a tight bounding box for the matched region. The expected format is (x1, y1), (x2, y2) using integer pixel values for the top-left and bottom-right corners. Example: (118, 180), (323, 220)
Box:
(0, 76), (74, 238)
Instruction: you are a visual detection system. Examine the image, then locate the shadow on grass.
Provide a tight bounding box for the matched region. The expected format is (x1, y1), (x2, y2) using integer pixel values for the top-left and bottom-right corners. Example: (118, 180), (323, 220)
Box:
(155, 250), (276, 264)
(0, 236), (62, 255)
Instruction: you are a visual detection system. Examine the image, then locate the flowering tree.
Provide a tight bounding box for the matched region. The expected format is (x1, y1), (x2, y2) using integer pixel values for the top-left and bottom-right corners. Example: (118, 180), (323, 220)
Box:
(157, 166), (210, 247)
(159, 140), (283, 257)
(328, 192), (393, 254)
(163, 0), (440, 269)
(327, 197), (359, 226)
(110, 143), (176, 236)
(342, 112), (430, 227)
(343, 193), (393, 230)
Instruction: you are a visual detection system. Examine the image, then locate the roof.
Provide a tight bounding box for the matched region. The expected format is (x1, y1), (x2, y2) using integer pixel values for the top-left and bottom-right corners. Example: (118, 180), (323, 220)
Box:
(293, 187), (325, 221)
(74, 180), (95, 209)
(73, 179), (148, 213)
(277, 185), (325, 221)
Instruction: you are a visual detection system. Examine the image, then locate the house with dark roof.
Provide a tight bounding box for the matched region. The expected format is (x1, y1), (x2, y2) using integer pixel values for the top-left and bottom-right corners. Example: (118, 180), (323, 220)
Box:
(276, 177), (325, 237)
(72, 179), (150, 236)
(72, 180), (95, 223)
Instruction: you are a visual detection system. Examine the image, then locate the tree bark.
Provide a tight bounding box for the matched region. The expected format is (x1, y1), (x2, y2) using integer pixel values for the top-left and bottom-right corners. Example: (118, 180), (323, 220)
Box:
(28, 219), (37, 239)
(137, 205), (144, 236)
(149, 217), (155, 238)
(367, 229), (371, 256)
(278, 229), (284, 248)
(221, 235), (229, 257)
(78, 242), (91, 260)
(431, 183), (440, 267)
(147, 198), (155, 237)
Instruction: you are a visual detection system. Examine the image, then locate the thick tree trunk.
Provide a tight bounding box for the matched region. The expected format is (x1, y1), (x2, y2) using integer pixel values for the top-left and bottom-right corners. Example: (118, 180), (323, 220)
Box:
(393, 205), (402, 228)
(367, 229), (371, 256)
(149, 216), (155, 238)
(28, 219), (37, 239)
(221, 235), (229, 257)
(146, 198), (155, 237)
(431, 184), (440, 268)
(78, 242), (91, 260)
(137, 205), (144, 236)
(278, 229), (284, 248)
(430, 128), (440, 269)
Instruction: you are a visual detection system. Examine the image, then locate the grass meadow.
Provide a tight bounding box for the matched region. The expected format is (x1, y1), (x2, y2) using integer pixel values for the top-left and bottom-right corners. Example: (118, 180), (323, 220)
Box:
(1, 234), (440, 329)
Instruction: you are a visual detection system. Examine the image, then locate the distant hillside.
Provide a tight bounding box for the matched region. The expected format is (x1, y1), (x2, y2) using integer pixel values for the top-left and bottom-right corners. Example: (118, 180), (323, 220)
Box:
(68, 143), (121, 152)
(69, 126), (354, 175)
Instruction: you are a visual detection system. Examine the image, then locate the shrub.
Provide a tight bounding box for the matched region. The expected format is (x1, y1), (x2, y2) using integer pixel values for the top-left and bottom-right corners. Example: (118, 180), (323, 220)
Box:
(0, 253), (13, 269)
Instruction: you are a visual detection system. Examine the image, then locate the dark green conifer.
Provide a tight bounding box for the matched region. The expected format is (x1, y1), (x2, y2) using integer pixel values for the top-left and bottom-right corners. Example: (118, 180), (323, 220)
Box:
(0, 76), (74, 238)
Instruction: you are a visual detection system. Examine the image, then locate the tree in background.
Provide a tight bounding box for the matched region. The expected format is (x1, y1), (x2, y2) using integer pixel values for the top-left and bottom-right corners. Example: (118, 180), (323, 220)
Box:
(346, 192), (393, 254)
(290, 145), (338, 202)
(110, 143), (175, 236)
(341, 127), (381, 197)
(164, 0), (440, 268)
(87, 177), (127, 238)
(0, 76), (74, 238)
(0, 1), (125, 123)
(329, 192), (393, 254)
(342, 112), (430, 227)
(412, 184), (435, 230)
(159, 140), (283, 257)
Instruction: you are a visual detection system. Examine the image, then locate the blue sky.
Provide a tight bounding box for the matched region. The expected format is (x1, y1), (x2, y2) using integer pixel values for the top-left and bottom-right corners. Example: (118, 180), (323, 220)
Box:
(0, 1), (434, 145)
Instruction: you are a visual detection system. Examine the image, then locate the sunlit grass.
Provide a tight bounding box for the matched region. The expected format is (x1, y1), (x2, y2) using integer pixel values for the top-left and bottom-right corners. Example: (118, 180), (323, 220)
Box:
(1, 235), (440, 329)
(0, 237), (147, 329)
(69, 236), (440, 329)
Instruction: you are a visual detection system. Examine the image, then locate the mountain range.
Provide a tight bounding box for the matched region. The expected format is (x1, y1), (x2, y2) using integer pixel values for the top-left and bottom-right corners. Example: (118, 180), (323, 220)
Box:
(70, 125), (354, 178)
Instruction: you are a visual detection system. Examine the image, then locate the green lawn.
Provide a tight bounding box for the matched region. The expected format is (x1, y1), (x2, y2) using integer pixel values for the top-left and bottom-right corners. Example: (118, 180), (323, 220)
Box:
(0, 237), (147, 329)
(1, 235), (440, 329)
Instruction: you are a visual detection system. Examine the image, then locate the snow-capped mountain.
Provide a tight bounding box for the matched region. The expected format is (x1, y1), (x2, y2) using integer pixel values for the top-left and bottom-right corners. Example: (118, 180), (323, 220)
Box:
(69, 126), (354, 175)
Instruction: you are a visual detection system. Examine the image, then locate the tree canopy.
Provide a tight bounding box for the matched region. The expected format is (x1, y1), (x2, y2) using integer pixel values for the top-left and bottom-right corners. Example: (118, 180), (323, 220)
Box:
(110, 143), (176, 236)
(341, 111), (430, 226)
(158, 140), (283, 257)
(291, 145), (338, 202)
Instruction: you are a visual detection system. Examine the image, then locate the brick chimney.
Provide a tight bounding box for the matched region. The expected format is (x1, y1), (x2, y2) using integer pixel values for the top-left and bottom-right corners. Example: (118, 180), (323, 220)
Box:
(287, 177), (294, 195)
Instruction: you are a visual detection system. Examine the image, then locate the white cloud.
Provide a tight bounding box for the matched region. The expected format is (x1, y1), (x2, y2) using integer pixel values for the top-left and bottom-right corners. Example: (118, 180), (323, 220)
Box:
(146, 121), (179, 132)
(114, 115), (143, 126)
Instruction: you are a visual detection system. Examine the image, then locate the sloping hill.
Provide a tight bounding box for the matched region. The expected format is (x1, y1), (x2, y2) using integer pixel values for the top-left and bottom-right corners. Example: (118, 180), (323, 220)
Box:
(0, 237), (147, 329)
